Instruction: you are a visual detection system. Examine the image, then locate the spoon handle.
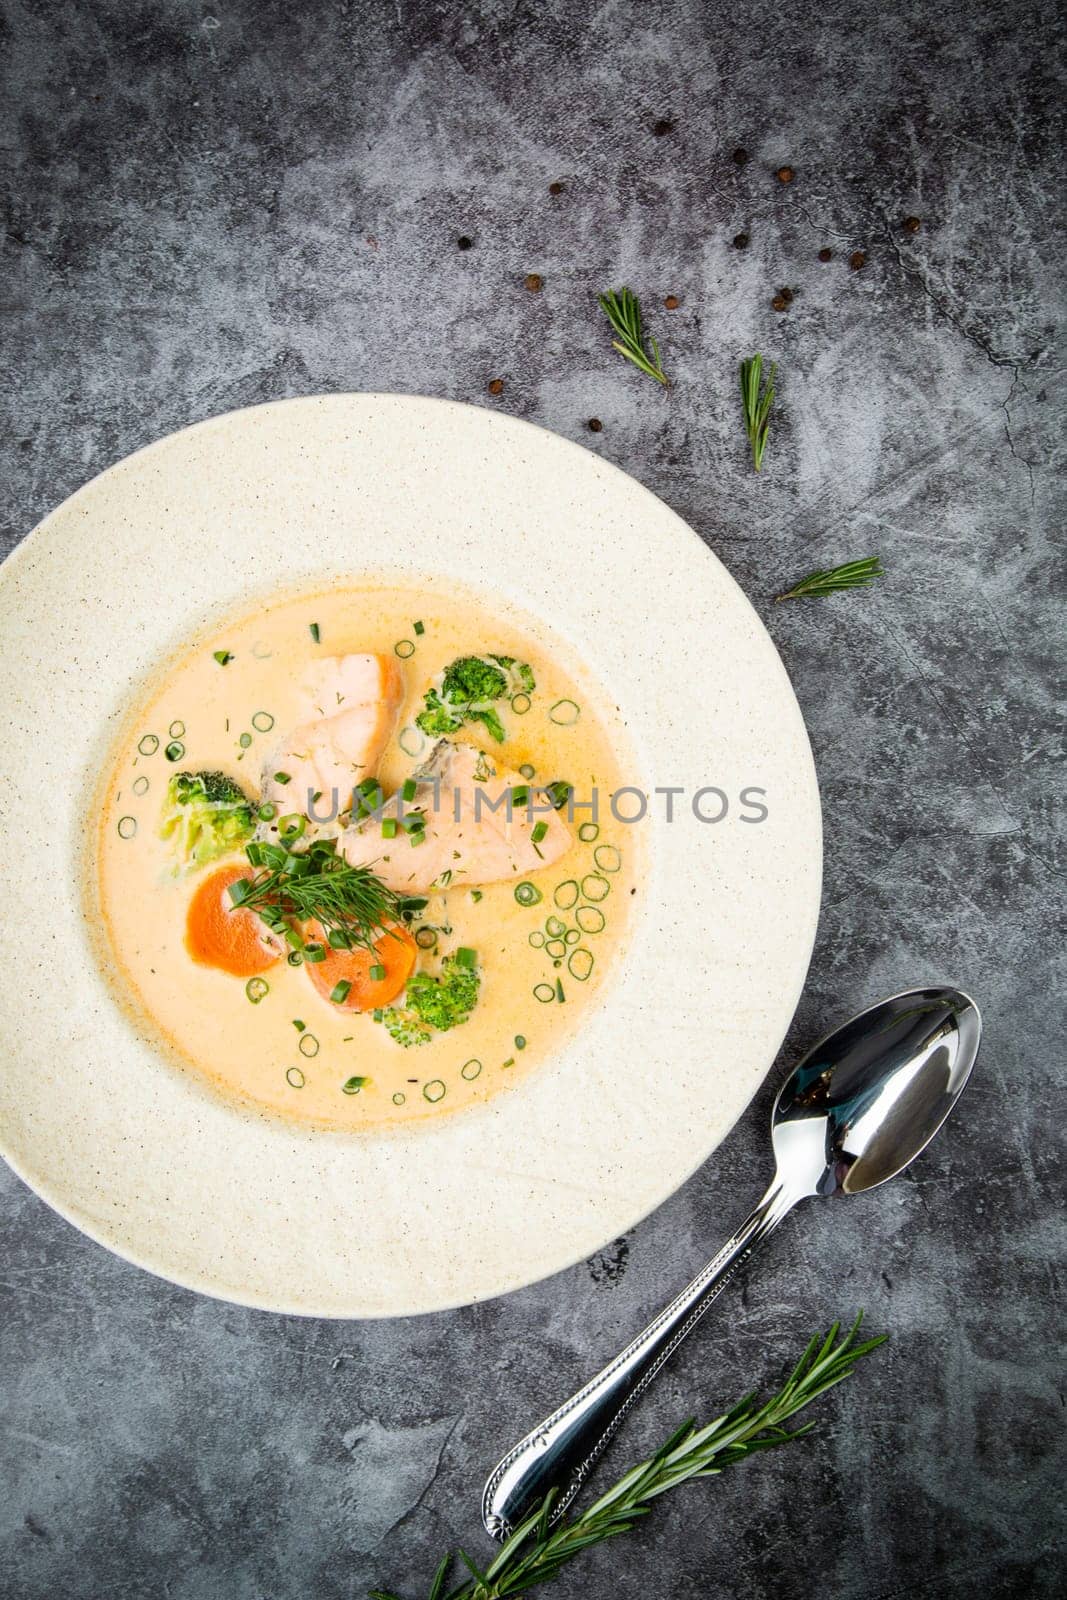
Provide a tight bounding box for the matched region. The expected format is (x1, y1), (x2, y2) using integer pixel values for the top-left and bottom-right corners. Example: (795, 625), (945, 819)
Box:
(481, 1177), (797, 1540)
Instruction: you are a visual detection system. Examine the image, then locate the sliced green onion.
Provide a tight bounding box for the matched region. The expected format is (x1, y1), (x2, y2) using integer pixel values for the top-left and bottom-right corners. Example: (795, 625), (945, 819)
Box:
(564, 927), (580, 945)
(514, 1035), (527, 1050)
(287, 950), (304, 967)
(546, 938), (566, 959)
(533, 982), (555, 1004)
(529, 930), (545, 948)
(556, 977), (566, 1002)
(132, 775), (149, 796)
(460, 1058), (482, 1080)
(518, 763), (536, 780)
(381, 817), (398, 840)
(164, 740), (184, 762)
(415, 927), (437, 950)
(238, 732), (253, 749)
(117, 815), (137, 840)
(423, 1079), (446, 1103)
(168, 720), (185, 739)
(581, 873), (610, 902)
(401, 777), (418, 802)
(342, 1076), (367, 1094)
(576, 905), (606, 934)
(298, 1033), (320, 1057)
(514, 881), (542, 907)
(245, 977), (269, 1003)
(252, 640), (272, 659)
(137, 734), (159, 756)
(594, 844), (621, 873)
(413, 620), (425, 635)
(409, 826), (426, 847)
(531, 821), (548, 845)
(369, 964), (386, 982)
(273, 771), (292, 785)
(455, 946), (477, 969)
(578, 822), (600, 843)
(279, 813), (306, 841)
(398, 726), (424, 757)
(213, 650), (234, 666)
(501, 1057), (515, 1069)
(392, 1091), (406, 1105)
(549, 699), (580, 725)
(303, 943), (327, 965)
(545, 914), (566, 938)
(511, 785), (530, 808)
(293, 1019), (306, 1031)
(553, 879), (579, 909)
(330, 980), (352, 1005)
(545, 780), (573, 811)
(568, 948), (594, 981)
(286, 1067), (305, 1088)
(470, 889), (483, 903)
(257, 802), (276, 822)
(394, 639), (415, 659)
(511, 692), (531, 714)
(309, 622), (320, 643)
(251, 711), (275, 733)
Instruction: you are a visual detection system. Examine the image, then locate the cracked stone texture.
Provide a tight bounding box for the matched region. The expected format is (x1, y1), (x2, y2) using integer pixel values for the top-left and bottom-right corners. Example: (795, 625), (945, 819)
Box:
(1, 1), (1064, 1596)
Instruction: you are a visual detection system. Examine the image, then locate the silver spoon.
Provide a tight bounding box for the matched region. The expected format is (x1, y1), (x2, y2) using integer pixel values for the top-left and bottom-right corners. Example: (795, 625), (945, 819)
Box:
(482, 984), (981, 1540)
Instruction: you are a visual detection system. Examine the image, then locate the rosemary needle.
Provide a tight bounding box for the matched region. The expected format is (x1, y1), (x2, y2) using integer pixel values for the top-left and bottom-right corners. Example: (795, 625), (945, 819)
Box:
(370, 1314), (885, 1600)
(598, 287), (669, 386)
(740, 352), (776, 471)
(776, 556), (884, 602)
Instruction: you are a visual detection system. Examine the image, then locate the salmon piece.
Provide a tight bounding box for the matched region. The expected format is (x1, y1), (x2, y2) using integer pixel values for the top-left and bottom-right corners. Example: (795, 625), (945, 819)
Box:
(339, 740), (573, 892)
(263, 654), (403, 813)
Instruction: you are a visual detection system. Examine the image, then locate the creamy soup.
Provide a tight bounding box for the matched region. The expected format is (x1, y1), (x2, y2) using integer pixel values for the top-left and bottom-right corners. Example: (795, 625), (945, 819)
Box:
(92, 581), (641, 1129)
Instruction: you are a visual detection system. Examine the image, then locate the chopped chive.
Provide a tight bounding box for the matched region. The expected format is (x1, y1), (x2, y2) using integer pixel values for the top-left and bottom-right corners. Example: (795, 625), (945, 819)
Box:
(413, 620), (425, 635)
(554, 879), (579, 909)
(168, 720), (185, 739)
(298, 1032), (320, 1057)
(531, 821), (548, 844)
(285, 1066), (305, 1088)
(415, 926), (437, 950)
(309, 622), (320, 642)
(545, 915), (566, 938)
(519, 763), (536, 780)
(594, 844), (621, 873)
(369, 963), (386, 982)
(460, 1058), (482, 1080)
(395, 639), (415, 658)
(251, 711), (275, 733)
(556, 977), (566, 1002)
(578, 822), (600, 843)
(576, 905), (605, 934)
(257, 802), (276, 822)
(164, 741), (184, 762)
(501, 1058), (515, 1069)
(511, 785), (530, 807)
(273, 771), (292, 785)
(287, 950), (304, 967)
(514, 1034), (527, 1050)
(455, 946), (477, 969)
(245, 977), (269, 1003)
(401, 777), (418, 802)
(213, 650), (234, 666)
(423, 1079), (446, 1103)
(303, 943), (327, 964)
(137, 734), (159, 756)
(545, 780), (573, 810)
(549, 699), (580, 726)
(564, 927), (580, 945)
(330, 980), (352, 1004)
(514, 881), (542, 907)
(511, 692), (531, 714)
(381, 817), (398, 839)
(409, 827), (425, 847)
(534, 982), (555, 1003)
(132, 775), (149, 796)
(470, 889), (483, 903)
(392, 1091), (406, 1104)
(568, 948), (594, 981)
(117, 815), (137, 839)
(342, 1076), (368, 1095)
(582, 873), (610, 902)
(239, 731), (253, 749)
(545, 938), (566, 959)
(529, 930), (545, 948)
(279, 813), (307, 841)
(292, 1019), (306, 1031)
(398, 726), (424, 757)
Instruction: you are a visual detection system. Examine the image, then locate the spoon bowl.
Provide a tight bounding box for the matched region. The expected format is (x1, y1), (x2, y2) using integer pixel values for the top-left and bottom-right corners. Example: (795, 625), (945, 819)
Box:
(771, 986), (981, 1201)
(483, 984), (981, 1539)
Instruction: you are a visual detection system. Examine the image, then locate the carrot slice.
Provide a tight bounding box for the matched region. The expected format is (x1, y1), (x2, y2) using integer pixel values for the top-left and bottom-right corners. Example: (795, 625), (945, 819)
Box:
(185, 863), (279, 978)
(307, 921), (416, 1011)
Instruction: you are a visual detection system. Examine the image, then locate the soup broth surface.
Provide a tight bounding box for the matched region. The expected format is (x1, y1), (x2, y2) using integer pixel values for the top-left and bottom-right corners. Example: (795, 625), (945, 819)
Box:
(94, 581), (640, 1129)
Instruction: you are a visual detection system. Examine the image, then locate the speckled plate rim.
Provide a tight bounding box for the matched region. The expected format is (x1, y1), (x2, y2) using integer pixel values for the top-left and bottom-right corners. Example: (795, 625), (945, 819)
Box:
(0, 393), (821, 1317)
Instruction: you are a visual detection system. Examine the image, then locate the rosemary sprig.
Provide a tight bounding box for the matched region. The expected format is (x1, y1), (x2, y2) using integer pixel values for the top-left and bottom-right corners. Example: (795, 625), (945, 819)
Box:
(598, 287), (669, 386)
(371, 1314), (885, 1600)
(230, 838), (412, 955)
(776, 557), (884, 602)
(739, 353), (776, 471)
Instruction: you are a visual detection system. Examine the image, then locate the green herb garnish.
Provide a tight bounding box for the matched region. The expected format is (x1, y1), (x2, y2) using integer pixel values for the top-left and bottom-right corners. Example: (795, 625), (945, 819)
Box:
(230, 837), (407, 958)
(213, 650), (234, 666)
(740, 353), (776, 472)
(370, 1315), (884, 1600)
(598, 287), (668, 386)
(776, 557), (884, 602)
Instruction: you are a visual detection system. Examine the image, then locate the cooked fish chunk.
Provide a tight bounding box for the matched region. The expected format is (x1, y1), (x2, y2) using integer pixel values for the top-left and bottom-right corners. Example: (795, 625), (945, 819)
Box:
(340, 740), (572, 891)
(263, 653), (403, 812)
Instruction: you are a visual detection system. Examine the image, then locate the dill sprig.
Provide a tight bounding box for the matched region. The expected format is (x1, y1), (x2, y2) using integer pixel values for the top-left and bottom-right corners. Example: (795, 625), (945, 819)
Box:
(230, 839), (418, 955)
(598, 287), (669, 386)
(776, 557), (884, 602)
(370, 1314), (885, 1600)
(740, 353), (776, 471)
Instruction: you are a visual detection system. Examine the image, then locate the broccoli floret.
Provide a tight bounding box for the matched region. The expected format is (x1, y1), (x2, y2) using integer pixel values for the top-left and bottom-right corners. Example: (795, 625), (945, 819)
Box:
(376, 952), (481, 1046)
(416, 655), (535, 745)
(159, 770), (256, 872)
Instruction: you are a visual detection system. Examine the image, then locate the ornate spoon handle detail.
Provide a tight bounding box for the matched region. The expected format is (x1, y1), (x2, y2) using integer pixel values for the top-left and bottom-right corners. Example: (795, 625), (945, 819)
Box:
(482, 1178), (798, 1540)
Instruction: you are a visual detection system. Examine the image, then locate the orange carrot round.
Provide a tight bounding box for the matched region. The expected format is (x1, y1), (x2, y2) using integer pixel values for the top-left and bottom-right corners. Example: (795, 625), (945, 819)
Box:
(185, 864), (279, 978)
(307, 921), (416, 1012)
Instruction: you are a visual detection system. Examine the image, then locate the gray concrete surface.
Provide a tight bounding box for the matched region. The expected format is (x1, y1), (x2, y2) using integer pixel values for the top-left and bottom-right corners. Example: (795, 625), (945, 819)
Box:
(1, 1), (1064, 1596)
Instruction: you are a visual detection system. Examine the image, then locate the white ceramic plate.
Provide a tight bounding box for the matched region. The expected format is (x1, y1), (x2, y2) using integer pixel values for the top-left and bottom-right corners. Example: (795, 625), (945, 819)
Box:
(0, 395), (820, 1317)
